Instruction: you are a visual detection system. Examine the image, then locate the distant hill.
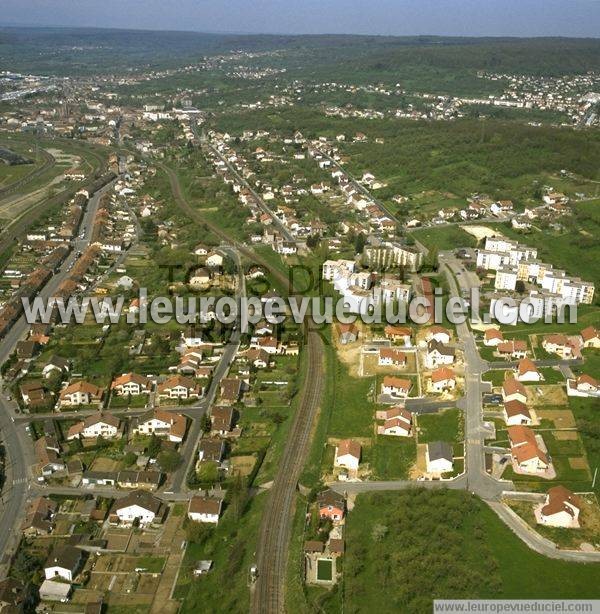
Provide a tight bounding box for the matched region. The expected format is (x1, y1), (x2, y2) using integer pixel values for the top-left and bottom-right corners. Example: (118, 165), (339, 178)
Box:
(1, 26), (599, 78)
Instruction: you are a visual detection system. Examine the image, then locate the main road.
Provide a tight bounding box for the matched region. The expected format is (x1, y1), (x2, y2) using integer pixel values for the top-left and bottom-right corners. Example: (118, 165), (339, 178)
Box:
(0, 177), (115, 576)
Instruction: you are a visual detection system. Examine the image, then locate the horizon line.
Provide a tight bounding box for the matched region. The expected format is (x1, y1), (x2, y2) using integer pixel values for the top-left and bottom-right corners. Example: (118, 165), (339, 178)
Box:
(1, 21), (600, 41)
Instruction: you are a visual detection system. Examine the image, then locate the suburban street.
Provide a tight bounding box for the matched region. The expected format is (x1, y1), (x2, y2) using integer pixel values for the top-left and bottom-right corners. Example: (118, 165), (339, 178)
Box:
(0, 178), (115, 575)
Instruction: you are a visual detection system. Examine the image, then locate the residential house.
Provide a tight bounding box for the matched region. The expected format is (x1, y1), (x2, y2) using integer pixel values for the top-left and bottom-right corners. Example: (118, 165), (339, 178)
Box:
(381, 376), (412, 399)
(383, 325), (412, 345)
(497, 340), (528, 360)
(425, 441), (454, 474)
(502, 378), (528, 404)
(58, 381), (104, 407)
(503, 400), (532, 426)
(567, 374), (600, 398)
(44, 545), (83, 582)
(111, 373), (152, 396)
(67, 412), (120, 440)
(219, 378), (243, 404)
(508, 425), (549, 473)
(539, 486), (582, 528)
(35, 436), (65, 476)
(542, 334), (578, 359)
(317, 489), (345, 521)
(581, 326), (600, 349)
(111, 490), (164, 527)
(425, 326), (451, 344)
(516, 358), (542, 383)
(22, 496), (58, 536)
(430, 367), (456, 392)
(334, 439), (361, 470)
(425, 340), (455, 369)
(378, 348), (407, 368)
(157, 375), (202, 400)
(211, 406), (235, 435)
(484, 328), (504, 347)
(132, 409), (188, 443)
(42, 355), (70, 378)
(336, 322), (359, 345)
(378, 407), (412, 436)
(198, 439), (226, 463)
(20, 380), (54, 409)
(187, 496), (223, 524)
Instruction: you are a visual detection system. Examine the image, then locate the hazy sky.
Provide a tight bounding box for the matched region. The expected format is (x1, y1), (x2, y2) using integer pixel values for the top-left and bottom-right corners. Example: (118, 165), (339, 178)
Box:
(2, 0), (600, 37)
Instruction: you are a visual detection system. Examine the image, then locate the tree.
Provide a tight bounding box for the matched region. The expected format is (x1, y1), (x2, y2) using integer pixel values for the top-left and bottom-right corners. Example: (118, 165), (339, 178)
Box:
(354, 233), (366, 255)
(147, 434), (162, 458)
(200, 413), (212, 434)
(185, 519), (212, 543)
(515, 280), (526, 294)
(157, 449), (182, 472)
(122, 452), (137, 467)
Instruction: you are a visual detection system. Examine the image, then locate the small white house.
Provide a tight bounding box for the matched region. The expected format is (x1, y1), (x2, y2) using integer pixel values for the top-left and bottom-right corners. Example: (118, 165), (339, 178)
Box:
(425, 441), (453, 474)
(334, 439), (361, 470)
(187, 496), (223, 524)
(538, 486), (581, 528)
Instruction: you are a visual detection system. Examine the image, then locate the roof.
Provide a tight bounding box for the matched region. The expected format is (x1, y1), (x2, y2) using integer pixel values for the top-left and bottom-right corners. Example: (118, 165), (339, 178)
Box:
(431, 367), (455, 383)
(83, 412), (120, 429)
(379, 348), (407, 362)
(337, 439), (361, 459)
(503, 378), (527, 398)
(428, 325), (450, 337)
(382, 405), (412, 422)
(541, 486), (582, 518)
(113, 490), (162, 515)
(427, 441), (453, 462)
(336, 322), (358, 336)
(577, 374), (599, 388)
(157, 374), (197, 393)
(60, 380), (103, 399)
(317, 489), (345, 509)
(46, 545), (82, 571)
(544, 333), (569, 346)
(384, 325), (412, 337)
(304, 540), (325, 553)
(198, 438), (225, 461)
(220, 378), (242, 400)
(382, 376), (412, 391)
(517, 358), (539, 376)
(329, 539), (345, 554)
(581, 326), (599, 342)
(508, 425), (548, 465)
(484, 328), (503, 341)
(383, 418), (412, 432)
(45, 355), (70, 369)
(427, 340), (455, 356)
(188, 496), (222, 516)
(212, 406), (234, 430)
(503, 400), (531, 419)
(111, 372), (150, 388)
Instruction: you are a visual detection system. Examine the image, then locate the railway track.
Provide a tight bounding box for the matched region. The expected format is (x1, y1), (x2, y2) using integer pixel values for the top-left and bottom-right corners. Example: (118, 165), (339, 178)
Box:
(251, 328), (323, 614)
(163, 163), (325, 613)
(0, 147), (56, 200)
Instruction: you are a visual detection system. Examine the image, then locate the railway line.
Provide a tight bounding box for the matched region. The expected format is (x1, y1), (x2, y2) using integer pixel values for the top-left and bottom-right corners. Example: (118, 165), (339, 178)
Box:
(162, 162), (325, 613)
(0, 147), (56, 200)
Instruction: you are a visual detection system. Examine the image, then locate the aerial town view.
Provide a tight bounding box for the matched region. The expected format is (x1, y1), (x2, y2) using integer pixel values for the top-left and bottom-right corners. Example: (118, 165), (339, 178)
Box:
(0, 1), (599, 613)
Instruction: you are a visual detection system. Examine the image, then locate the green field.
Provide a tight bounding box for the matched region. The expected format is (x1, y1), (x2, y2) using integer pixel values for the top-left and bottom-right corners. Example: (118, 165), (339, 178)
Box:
(344, 490), (600, 613)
